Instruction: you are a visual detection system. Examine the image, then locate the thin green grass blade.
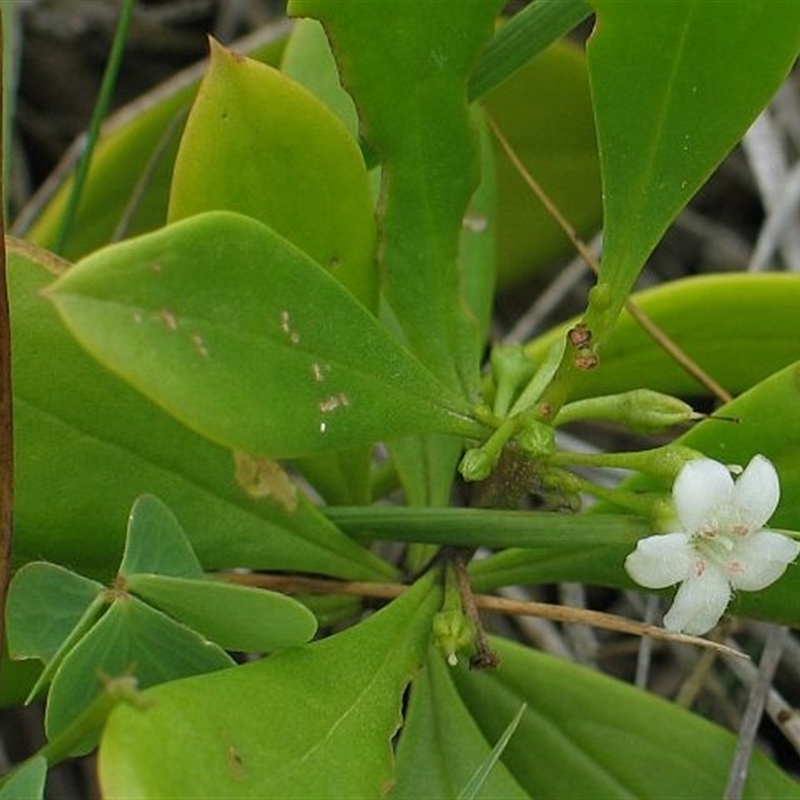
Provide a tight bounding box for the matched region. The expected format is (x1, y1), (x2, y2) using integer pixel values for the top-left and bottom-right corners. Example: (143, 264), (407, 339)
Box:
(457, 703), (527, 800)
(468, 0), (592, 100)
(54, 0), (136, 254)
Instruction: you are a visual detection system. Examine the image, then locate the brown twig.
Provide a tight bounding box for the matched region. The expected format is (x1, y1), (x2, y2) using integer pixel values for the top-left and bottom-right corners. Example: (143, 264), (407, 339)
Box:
(453, 555), (499, 669)
(0, 14), (11, 663)
(486, 113), (733, 405)
(217, 572), (746, 660)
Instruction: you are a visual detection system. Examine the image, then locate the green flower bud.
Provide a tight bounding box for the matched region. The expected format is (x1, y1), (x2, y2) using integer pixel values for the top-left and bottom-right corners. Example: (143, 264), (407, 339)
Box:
(459, 447), (496, 482)
(490, 345), (537, 417)
(517, 418), (555, 457)
(554, 389), (701, 433)
(433, 609), (475, 667)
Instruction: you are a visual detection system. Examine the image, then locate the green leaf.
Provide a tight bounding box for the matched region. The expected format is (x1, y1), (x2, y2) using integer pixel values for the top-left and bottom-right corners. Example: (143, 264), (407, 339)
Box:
(6, 562), (102, 663)
(452, 637), (799, 798)
(388, 105), (498, 507)
(525, 273), (800, 399)
(291, 0), (502, 398)
(47, 211), (482, 459)
(119, 494), (203, 578)
(0, 756), (47, 800)
(98, 573), (441, 798)
(280, 18), (360, 140)
(587, 1), (800, 328)
(10, 238), (392, 581)
(118, 494), (318, 651)
(46, 596), (233, 754)
(392, 650), (528, 800)
(169, 40), (377, 311)
(127, 574), (317, 652)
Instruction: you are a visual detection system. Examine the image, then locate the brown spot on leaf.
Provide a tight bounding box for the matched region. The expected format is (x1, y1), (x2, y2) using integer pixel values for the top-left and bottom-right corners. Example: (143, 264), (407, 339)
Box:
(233, 451), (298, 512)
(226, 744), (246, 780)
(159, 309), (178, 331)
(574, 351), (599, 370)
(567, 323), (591, 348)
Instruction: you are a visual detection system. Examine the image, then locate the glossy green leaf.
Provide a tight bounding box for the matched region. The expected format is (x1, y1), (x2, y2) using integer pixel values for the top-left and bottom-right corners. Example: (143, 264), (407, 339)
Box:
(587, 1), (800, 327)
(6, 562), (102, 664)
(0, 756), (47, 800)
(10, 238), (392, 581)
(392, 650), (528, 800)
(526, 273), (800, 400)
(483, 40), (601, 287)
(127, 575), (317, 652)
(119, 494), (204, 579)
(169, 40), (377, 311)
(46, 596), (233, 753)
(20, 27), (289, 261)
(98, 574), (441, 798)
(451, 637), (799, 798)
(47, 212), (482, 458)
(291, 0), (502, 398)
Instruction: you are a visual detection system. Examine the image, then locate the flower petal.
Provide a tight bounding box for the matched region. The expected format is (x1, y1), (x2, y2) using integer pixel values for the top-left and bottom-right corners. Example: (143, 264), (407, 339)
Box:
(663, 564), (731, 635)
(673, 459), (733, 535)
(730, 454), (780, 532)
(726, 529), (800, 591)
(625, 533), (694, 588)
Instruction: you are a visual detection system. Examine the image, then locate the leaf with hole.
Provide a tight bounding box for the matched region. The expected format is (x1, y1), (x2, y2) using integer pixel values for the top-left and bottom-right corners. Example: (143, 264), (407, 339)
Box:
(392, 650), (528, 800)
(98, 573), (441, 798)
(290, 0), (502, 398)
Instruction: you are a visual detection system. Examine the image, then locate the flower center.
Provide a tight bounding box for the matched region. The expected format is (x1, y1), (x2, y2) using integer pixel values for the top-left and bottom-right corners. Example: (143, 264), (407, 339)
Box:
(695, 531), (736, 562)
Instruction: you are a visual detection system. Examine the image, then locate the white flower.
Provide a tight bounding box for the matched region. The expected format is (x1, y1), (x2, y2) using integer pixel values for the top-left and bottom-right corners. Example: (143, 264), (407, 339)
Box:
(625, 455), (799, 635)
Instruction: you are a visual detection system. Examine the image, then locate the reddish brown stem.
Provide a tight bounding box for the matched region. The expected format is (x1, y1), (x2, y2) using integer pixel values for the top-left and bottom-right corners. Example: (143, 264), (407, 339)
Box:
(0, 14), (11, 663)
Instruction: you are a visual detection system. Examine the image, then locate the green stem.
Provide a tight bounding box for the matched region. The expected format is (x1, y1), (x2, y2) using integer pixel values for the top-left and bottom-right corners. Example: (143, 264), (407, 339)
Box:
(53, 0), (136, 255)
(567, 474), (668, 518)
(324, 506), (650, 548)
